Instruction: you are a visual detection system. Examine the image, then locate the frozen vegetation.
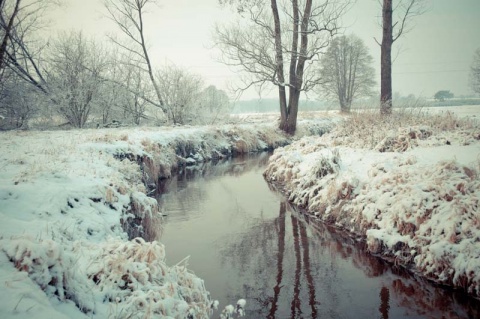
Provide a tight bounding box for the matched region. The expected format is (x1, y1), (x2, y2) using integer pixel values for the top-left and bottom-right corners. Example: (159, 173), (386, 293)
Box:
(0, 120), (332, 318)
(264, 108), (480, 298)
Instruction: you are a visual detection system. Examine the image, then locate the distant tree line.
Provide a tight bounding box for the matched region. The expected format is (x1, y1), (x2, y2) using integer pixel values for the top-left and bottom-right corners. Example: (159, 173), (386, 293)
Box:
(434, 90), (454, 102)
(0, 0), (231, 130)
(470, 48), (480, 95)
(2, 0), (476, 133)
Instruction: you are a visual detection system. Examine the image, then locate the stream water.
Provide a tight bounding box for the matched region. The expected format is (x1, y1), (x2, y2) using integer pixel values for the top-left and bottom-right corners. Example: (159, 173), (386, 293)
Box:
(153, 153), (480, 319)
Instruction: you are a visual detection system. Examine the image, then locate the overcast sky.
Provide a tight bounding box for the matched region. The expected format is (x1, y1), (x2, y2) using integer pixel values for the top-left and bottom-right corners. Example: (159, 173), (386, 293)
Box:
(49, 0), (480, 100)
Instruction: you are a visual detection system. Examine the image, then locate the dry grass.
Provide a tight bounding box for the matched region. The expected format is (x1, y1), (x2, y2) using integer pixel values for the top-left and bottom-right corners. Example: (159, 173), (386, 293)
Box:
(122, 192), (163, 242)
(328, 105), (479, 151)
(314, 150), (340, 178)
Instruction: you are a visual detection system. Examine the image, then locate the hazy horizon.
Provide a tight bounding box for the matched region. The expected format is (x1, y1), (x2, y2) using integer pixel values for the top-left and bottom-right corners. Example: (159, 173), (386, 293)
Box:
(48, 0), (480, 100)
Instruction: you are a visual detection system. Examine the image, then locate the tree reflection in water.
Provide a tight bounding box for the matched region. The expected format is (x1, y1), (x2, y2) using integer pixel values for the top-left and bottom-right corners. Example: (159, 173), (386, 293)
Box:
(156, 153), (271, 223)
(380, 286), (390, 319)
(218, 201), (480, 319)
(267, 202), (285, 319)
(155, 155), (480, 319)
(289, 208), (301, 318)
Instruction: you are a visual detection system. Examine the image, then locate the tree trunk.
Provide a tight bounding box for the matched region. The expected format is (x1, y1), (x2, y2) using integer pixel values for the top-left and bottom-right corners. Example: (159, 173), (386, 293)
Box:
(380, 0), (393, 115)
(137, 4), (164, 110)
(0, 0), (21, 73)
(281, 91), (299, 135)
(279, 0), (312, 135)
(270, 0), (289, 132)
(278, 0), (302, 135)
(286, 0), (299, 130)
(340, 99), (351, 113)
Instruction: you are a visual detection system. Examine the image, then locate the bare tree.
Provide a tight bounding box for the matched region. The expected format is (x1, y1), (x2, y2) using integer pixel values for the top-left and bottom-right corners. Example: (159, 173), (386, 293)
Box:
(378, 0), (425, 114)
(122, 62), (151, 125)
(0, 0), (21, 73)
(46, 32), (107, 128)
(85, 48), (157, 126)
(104, 0), (166, 114)
(197, 85), (231, 125)
(215, 0), (351, 134)
(0, 0), (60, 130)
(96, 54), (123, 125)
(470, 48), (480, 95)
(0, 75), (37, 129)
(0, 0), (58, 94)
(94, 49), (148, 126)
(155, 64), (204, 125)
(317, 34), (375, 113)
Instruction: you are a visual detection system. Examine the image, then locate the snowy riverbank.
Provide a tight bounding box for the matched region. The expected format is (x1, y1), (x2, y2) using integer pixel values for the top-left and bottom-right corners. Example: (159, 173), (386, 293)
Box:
(0, 120), (333, 318)
(264, 110), (480, 298)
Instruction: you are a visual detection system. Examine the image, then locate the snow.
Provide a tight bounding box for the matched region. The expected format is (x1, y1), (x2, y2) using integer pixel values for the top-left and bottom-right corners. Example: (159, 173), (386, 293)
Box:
(264, 108), (480, 298)
(422, 105), (480, 118)
(219, 300), (246, 319)
(0, 120), (333, 318)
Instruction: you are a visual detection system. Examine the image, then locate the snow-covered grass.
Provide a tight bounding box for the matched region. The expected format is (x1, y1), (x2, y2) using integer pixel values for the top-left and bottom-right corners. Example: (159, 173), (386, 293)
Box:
(422, 105), (480, 118)
(229, 109), (343, 124)
(0, 120), (333, 318)
(264, 109), (480, 298)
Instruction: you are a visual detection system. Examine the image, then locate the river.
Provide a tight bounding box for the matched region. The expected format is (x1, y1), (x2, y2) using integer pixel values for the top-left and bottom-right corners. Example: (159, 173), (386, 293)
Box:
(153, 153), (479, 319)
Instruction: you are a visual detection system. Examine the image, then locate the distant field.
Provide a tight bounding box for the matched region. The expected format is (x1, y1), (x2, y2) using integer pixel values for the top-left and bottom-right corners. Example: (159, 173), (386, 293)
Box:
(229, 110), (342, 124)
(421, 104), (480, 118)
(230, 104), (480, 124)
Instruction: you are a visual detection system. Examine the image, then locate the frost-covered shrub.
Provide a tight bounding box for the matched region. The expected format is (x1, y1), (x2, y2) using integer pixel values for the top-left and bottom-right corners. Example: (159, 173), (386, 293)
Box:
(326, 109), (478, 150)
(86, 238), (212, 318)
(2, 238), (69, 300)
(1, 237), (213, 318)
(124, 191), (163, 241)
(264, 140), (345, 211)
(220, 299), (246, 319)
(265, 135), (480, 297)
(314, 149), (340, 178)
(373, 126), (437, 153)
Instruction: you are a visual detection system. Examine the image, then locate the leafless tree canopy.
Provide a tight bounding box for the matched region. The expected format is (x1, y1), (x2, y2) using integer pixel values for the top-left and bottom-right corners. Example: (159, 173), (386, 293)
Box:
(0, 0), (60, 129)
(0, 0), (59, 94)
(470, 48), (480, 95)
(104, 0), (165, 111)
(155, 64), (204, 125)
(95, 51), (153, 126)
(153, 64), (230, 126)
(198, 85), (231, 125)
(46, 31), (108, 128)
(318, 34), (375, 113)
(215, 0), (351, 134)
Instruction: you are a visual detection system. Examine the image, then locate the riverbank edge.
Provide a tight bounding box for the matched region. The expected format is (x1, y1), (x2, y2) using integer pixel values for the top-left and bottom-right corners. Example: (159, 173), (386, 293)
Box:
(0, 120), (335, 318)
(123, 122), (334, 239)
(263, 124), (480, 300)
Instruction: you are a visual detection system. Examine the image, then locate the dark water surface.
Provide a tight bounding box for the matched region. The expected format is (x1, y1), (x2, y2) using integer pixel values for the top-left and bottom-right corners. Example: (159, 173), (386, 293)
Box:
(155, 154), (480, 319)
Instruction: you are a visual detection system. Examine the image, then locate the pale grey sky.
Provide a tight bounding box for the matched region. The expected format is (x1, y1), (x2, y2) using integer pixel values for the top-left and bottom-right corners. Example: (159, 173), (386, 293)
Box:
(49, 0), (480, 100)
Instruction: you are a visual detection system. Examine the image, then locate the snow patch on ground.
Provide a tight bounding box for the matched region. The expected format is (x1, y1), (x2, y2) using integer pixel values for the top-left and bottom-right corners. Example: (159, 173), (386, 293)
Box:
(0, 120), (333, 318)
(264, 112), (480, 297)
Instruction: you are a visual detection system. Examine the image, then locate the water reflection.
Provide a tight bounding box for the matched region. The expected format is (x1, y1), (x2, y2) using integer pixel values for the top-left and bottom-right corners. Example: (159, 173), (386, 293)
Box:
(155, 155), (480, 319)
(380, 286), (390, 319)
(219, 202), (480, 319)
(156, 153), (271, 223)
